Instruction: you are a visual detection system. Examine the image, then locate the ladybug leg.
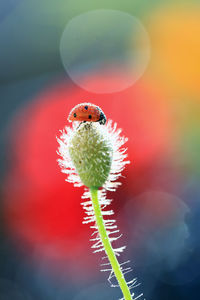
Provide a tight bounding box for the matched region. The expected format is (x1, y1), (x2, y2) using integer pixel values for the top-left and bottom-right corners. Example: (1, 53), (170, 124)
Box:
(77, 121), (86, 129)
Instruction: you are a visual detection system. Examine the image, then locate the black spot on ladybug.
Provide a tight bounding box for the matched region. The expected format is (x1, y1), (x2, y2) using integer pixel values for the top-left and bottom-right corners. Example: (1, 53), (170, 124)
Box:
(74, 113), (77, 117)
(88, 115), (92, 119)
(84, 105), (88, 110)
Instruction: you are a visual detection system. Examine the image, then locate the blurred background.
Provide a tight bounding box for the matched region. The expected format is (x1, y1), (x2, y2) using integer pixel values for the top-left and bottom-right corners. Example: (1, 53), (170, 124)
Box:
(0, 0), (200, 299)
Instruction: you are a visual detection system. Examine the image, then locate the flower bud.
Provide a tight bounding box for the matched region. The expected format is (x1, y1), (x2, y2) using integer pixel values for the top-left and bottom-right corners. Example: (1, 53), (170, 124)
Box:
(68, 122), (113, 188)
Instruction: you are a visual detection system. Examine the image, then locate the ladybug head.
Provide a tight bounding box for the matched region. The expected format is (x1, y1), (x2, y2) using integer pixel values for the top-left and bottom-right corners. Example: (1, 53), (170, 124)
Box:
(99, 112), (106, 125)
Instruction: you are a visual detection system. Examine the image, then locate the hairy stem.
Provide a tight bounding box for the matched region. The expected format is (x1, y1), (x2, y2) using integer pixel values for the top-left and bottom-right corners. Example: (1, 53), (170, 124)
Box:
(90, 187), (132, 300)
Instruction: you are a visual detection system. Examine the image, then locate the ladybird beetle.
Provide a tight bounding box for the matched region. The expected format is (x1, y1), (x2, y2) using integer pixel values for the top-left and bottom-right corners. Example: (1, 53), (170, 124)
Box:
(68, 103), (106, 125)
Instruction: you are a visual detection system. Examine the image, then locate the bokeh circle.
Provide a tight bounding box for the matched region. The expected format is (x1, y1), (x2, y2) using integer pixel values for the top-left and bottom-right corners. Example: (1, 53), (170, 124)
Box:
(60, 10), (150, 93)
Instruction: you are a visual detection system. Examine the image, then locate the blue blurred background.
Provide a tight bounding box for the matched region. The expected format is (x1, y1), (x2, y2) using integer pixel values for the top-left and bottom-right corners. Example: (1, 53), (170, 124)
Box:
(0, 0), (200, 299)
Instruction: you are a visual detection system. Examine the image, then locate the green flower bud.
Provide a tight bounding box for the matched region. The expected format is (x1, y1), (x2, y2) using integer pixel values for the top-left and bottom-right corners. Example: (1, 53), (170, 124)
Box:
(68, 122), (113, 188)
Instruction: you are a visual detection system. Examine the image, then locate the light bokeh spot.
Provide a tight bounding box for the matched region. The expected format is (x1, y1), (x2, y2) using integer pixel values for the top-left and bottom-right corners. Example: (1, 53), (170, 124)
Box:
(60, 10), (150, 93)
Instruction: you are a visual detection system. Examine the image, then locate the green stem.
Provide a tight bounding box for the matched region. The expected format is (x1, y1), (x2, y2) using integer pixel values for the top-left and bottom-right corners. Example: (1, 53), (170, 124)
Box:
(90, 187), (132, 300)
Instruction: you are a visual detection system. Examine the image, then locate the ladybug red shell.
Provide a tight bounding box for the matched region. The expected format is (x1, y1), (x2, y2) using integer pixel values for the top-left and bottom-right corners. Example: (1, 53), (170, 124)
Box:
(68, 103), (107, 125)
